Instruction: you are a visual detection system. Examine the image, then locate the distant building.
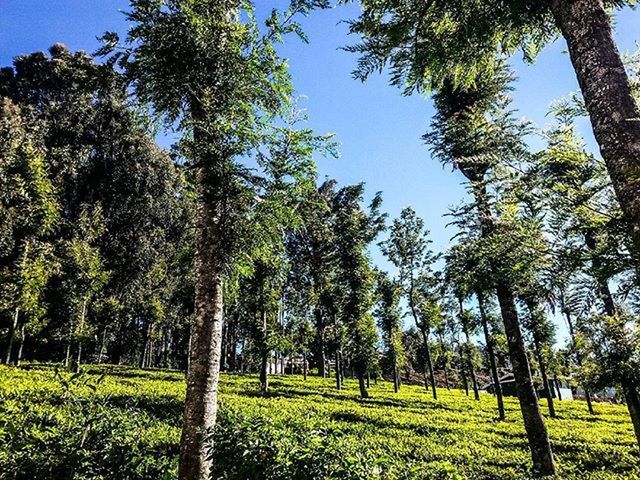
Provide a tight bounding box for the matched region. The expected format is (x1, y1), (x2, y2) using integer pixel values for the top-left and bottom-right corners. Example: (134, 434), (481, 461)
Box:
(481, 374), (574, 401)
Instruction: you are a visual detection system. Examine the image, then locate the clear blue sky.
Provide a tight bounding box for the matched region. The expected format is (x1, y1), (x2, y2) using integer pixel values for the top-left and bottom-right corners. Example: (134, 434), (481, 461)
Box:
(2, 1), (639, 341)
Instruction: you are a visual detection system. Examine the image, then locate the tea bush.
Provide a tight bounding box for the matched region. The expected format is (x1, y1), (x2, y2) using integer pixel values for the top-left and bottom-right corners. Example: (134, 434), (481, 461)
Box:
(0, 365), (638, 479)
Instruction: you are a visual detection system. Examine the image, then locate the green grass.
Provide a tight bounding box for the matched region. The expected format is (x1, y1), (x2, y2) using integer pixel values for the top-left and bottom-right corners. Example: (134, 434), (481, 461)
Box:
(0, 365), (638, 479)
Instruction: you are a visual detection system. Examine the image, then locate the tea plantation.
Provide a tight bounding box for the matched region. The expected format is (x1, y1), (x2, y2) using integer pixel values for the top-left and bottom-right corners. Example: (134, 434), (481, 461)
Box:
(0, 365), (638, 480)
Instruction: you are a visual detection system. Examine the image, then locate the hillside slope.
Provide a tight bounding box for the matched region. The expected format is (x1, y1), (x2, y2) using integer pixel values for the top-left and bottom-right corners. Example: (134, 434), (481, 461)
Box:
(0, 366), (638, 479)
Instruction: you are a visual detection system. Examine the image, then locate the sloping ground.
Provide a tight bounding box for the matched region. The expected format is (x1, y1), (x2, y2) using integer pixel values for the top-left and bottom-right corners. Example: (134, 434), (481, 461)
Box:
(0, 365), (638, 479)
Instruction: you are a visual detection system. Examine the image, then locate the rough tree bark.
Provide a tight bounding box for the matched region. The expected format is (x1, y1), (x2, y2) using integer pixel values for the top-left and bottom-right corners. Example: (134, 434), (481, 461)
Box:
(551, 0), (640, 261)
(177, 150), (225, 480)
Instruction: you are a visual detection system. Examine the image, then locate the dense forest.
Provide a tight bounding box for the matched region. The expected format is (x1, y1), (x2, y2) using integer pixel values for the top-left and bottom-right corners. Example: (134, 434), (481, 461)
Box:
(1, 1), (640, 479)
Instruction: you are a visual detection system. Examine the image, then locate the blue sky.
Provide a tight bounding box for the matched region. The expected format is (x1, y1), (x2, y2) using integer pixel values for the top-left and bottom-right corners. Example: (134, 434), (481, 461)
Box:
(2, 1), (639, 340)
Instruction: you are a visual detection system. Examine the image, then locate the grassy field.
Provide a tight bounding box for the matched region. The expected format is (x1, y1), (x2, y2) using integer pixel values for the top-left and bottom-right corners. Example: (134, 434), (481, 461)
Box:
(0, 365), (638, 480)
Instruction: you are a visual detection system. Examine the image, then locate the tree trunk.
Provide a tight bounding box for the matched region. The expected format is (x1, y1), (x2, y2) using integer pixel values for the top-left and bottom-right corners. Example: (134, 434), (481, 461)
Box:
(478, 292), (505, 419)
(420, 328), (437, 399)
(551, 0), (640, 260)
(4, 308), (19, 365)
(555, 378), (563, 401)
(472, 183), (556, 475)
(73, 296), (88, 373)
(315, 308), (326, 377)
(74, 342), (83, 374)
(357, 372), (369, 399)
(393, 363), (399, 393)
(463, 327), (480, 402)
(141, 322), (151, 369)
(178, 157), (225, 480)
(303, 351), (308, 381)
(259, 302), (269, 392)
(461, 358), (469, 397)
(260, 350), (269, 393)
(14, 323), (25, 367)
(622, 385), (640, 446)
(97, 326), (108, 364)
(495, 282), (556, 474)
(335, 349), (342, 390)
(439, 333), (450, 390)
(561, 294), (595, 415)
(535, 343), (556, 419)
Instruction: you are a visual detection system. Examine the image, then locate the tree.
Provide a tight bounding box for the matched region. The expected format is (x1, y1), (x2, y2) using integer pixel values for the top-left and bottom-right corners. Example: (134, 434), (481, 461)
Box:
(374, 271), (405, 392)
(578, 312), (640, 445)
(103, 1), (328, 477)
(0, 99), (59, 365)
(60, 205), (109, 372)
(381, 207), (439, 399)
(348, 0), (640, 268)
(235, 112), (323, 393)
(286, 180), (340, 378)
(333, 185), (385, 398)
(425, 67), (557, 475)
(445, 238), (505, 417)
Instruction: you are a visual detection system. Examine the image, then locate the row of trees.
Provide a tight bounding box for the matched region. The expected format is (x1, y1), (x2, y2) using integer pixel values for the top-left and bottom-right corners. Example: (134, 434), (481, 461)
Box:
(3, 0), (640, 479)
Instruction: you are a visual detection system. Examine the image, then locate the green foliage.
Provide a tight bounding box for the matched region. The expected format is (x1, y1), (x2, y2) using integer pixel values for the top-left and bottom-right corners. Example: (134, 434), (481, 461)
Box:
(1, 366), (639, 480)
(346, 0), (634, 91)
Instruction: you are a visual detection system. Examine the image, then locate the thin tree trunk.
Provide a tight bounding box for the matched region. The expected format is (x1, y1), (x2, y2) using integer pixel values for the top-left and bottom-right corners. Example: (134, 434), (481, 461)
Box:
(561, 294), (595, 415)
(259, 301), (269, 392)
(478, 292), (505, 419)
(74, 342), (82, 374)
(260, 350), (269, 393)
(357, 372), (369, 399)
(461, 354), (469, 397)
(4, 308), (19, 365)
(315, 307), (326, 378)
(177, 148), (225, 480)
(97, 326), (108, 364)
(535, 344), (556, 419)
(73, 296), (88, 373)
(420, 328), (437, 399)
(335, 349), (342, 390)
(141, 322), (151, 369)
(14, 323), (25, 367)
(622, 385), (640, 446)
(555, 378), (563, 401)
(461, 321), (480, 402)
(439, 333), (450, 390)
(393, 363), (399, 393)
(303, 351), (307, 381)
(585, 390), (595, 415)
(551, 0), (640, 260)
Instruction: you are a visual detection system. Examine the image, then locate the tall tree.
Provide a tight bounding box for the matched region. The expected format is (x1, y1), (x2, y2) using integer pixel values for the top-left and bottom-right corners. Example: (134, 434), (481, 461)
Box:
(348, 0), (640, 267)
(0, 99), (59, 365)
(381, 207), (439, 399)
(374, 271), (405, 393)
(333, 185), (385, 398)
(103, 1), (328, 477)
(425, 68), (557, 475)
